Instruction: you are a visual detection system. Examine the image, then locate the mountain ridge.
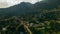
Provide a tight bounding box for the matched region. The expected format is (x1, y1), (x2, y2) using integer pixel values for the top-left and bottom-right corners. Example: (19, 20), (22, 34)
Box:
(0, 0), (60, 18)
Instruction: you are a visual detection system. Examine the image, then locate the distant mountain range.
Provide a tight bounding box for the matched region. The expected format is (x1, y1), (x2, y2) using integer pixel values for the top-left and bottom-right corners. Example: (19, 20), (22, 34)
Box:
(0, 0), (60, 19)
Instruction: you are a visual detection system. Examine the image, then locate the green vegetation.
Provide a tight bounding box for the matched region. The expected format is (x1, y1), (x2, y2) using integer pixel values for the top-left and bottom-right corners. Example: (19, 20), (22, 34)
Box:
(0, 0), (60, 34)
(0, 16), (60, 34)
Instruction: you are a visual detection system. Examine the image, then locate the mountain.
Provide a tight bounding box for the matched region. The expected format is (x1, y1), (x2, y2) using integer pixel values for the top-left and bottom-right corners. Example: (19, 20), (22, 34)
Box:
(34, 0), (60, 10)
(0, 0), (60, 19)
(7, 2), (33, 16)
(0, 2), (34, 17)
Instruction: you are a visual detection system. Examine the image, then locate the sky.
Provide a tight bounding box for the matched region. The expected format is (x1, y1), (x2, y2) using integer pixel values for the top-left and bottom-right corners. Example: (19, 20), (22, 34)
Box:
(0, 0), (42, 8)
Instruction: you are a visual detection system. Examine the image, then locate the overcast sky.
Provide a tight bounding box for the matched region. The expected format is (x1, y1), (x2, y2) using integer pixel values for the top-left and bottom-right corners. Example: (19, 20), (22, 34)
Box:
(0, 0), (42, 8)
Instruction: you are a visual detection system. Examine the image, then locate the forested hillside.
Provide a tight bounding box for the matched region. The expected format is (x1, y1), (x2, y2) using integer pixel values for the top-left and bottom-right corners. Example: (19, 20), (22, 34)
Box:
(0, 0), (60, 34)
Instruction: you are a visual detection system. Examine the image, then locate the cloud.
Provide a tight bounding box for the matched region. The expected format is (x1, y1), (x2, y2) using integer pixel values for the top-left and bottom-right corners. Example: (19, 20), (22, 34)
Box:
(0, 2), (8, 8)
(19, 0), (38, 3)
